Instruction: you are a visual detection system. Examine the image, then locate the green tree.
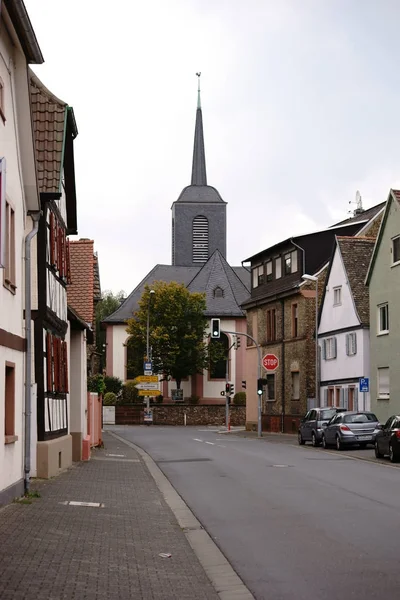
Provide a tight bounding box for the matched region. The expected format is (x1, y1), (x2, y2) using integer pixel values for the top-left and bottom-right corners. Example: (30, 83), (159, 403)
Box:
(96, 290), (125, 369)
(126, 281), (223, 389)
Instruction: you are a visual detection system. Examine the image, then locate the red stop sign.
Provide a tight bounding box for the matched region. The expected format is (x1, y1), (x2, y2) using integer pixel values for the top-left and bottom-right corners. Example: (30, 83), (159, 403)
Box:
(262, 353), (279, 371)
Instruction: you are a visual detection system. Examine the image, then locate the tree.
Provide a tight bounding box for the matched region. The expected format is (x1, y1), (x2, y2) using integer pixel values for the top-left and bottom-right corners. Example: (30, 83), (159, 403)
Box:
(95, 290), (125, 370)
(126, 281), (223, 389)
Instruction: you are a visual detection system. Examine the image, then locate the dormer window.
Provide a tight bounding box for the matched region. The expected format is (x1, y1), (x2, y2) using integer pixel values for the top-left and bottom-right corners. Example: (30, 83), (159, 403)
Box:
(284, 250), (298, 275)
(266, 260), (273, 282)
(214, 286), (224, 298)
(252, 265), (264, 288)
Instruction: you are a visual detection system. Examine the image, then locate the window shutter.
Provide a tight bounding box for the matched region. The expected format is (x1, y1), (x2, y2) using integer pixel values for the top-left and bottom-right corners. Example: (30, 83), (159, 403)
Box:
(62, 341), (69, 393)
(344, 387), (348, 409)
(353, 333), (357, 355)
(53, 336), (59, 392)
(50, 213), (55, 266)
(66, 240), (71, 284)
(46, 332), (53, 392)
(354, 388), (359, 411)
(322, 339), (326, 360)
(345, 334), (349, 356)
(333, 337), (337, 358)
(340, 388), (345, 407)
(0, 158), (6, 268)
(324, 388), (328, 407)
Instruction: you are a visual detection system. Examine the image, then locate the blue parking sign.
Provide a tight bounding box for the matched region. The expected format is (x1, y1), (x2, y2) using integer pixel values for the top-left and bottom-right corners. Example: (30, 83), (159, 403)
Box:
(359, 378), (369, 393)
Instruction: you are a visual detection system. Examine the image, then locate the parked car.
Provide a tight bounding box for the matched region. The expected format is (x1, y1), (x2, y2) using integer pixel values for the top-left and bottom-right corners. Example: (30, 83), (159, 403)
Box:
(298, 407), (347, 447)
(322, 411), (379, 451)
(374, 415), (400, 463)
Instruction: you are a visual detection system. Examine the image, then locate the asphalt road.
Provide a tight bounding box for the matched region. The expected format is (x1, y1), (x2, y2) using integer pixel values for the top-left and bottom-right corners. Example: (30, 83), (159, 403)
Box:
(109, 425), (400, 600)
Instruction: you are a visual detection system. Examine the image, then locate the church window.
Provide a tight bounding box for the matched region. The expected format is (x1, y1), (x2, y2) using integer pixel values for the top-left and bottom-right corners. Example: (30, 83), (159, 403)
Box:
(209, 333), (229, 379)
(214, 287), (224, 298)
(192, 215), (209, 263)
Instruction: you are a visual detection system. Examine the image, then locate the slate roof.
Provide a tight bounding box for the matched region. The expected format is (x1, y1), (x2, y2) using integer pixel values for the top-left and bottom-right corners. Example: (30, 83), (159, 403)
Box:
(30, 71), (78, 195)
(191, 105), (207, 186)
(187, 250), (250, 317)
(67, 240), (100, 326)
(336, 237), (375, 325)
(331, 202), (386, 227)
(175, 184), (225, 204)
(103, 254), (250, 324)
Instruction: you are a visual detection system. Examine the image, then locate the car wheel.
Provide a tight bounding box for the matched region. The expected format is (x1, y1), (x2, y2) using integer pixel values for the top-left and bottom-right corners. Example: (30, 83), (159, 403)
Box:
(336, 435), (343, 451)
(298, 431), (305, 445)
(389, 444), (399, 463)
(322, 435), (327, 449)
(375, 441), (384, 459)
(311, 432), (320, 447)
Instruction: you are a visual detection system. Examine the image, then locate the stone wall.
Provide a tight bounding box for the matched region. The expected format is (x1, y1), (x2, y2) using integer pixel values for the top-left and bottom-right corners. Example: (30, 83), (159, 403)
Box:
(115, 404), (246, 426)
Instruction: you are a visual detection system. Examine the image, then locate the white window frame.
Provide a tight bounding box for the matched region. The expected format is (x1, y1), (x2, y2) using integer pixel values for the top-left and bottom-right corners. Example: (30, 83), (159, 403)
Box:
(333, 286), (342, 306)
(377, 367), (389, 400)
(346, 332), (357, 356)
(275, 257), (281, 279)
(392, 235), (400, 266)
(252, 264), (264, 288)
(324, 337), (337, 360)
(266, 260), (273, 281)
(377, 303), (389, 335)
(291, 250), (298, 273)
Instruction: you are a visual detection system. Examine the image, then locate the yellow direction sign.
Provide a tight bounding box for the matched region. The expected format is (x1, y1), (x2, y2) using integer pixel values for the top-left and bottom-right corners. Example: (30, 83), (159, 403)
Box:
(138, 390), (160, 397)
(136, 375), (158, 383)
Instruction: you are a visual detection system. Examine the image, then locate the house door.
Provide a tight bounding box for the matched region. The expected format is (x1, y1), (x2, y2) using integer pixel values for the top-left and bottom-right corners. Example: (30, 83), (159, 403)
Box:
(348, 387), (355, 411)
(335, 387), (342, 407)
(328, 388), (334, 407)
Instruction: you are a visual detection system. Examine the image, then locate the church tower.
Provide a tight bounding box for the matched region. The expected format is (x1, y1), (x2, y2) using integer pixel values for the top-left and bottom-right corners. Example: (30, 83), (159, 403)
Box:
(171, 75), (227, 267)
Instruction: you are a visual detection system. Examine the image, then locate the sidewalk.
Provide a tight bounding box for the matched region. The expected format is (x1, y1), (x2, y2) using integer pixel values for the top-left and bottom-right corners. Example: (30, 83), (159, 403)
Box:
(0, 432), (220, 600)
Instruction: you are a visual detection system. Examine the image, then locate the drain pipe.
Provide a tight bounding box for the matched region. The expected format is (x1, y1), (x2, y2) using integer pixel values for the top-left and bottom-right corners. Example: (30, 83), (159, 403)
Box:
(24, 211), (41, 493)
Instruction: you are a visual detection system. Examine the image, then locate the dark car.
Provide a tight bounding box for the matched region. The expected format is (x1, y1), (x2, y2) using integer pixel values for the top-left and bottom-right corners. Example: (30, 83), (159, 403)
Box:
(374, 415), (400, 463)
(322, 411), (379, 451)
(298, 407), (347, 447)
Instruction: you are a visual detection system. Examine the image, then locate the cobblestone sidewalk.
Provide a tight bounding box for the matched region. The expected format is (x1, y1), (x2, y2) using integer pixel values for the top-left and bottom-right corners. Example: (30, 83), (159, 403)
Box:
(0, 432), (219, 600)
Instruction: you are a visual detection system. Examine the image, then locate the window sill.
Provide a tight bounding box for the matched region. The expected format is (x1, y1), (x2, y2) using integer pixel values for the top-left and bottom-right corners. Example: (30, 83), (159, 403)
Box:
(5, 435), (18, 444)
(377, 397), (390, 401)
(3, 280), (17, 295)
(391, 260), (400, 269)
(377, 331), (389, 337)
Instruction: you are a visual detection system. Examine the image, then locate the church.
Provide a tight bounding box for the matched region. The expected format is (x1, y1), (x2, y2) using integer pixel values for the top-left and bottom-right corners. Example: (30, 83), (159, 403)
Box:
(104, 81), (250, 403)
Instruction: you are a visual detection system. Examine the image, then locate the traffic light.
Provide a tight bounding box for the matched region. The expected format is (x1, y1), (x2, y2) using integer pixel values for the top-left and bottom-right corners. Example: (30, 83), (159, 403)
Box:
(235, 336), (241, 350)
(225, 382), (230, 395)
(242, 380), (246, 389)
(211, 318), (220, 338)
(257, 378), (268, 395)
(229, 384), (234, 396)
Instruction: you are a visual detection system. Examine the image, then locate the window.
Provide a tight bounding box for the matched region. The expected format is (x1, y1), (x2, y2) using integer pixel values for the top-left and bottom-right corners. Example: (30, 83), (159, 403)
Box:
(377, 367), (389, 399)
(291, 372), (300, 400)
(333, 286), (342, 306)
(346, 332), (357, 356)
(291, 304), (298, 337)
(323, 337), (337, 360)
(0, 77), (5, 123)
(252, 265), (264, 288)
(266, 309), (276, 342)
(327, 388), (334, 406)
(378, 303), (389, 334)
(46, 333), (69, 393)
(266, 260), (273, 282)
(335, 387), (342, 407)
(48, 212), (71, 283)
(210, 333), (229, 379)
(266, 374), (275, 401)
(3, 201), (16, 292)
(192, 215), (209, 263)
(283, 250), (297, 275)
(291, 250), (298, 272)
(392, 236), (400, 265)
(4, 362), (16, 443)
(214, 287), (224, 298)
(275, 257), (281, 279)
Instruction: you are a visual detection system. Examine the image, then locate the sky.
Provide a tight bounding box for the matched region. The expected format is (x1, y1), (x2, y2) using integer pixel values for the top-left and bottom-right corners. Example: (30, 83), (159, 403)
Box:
(25, 0), (400, 295)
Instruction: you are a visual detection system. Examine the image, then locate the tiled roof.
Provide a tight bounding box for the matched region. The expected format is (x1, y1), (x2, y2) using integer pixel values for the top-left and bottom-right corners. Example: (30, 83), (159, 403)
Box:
(67, 240), (97, 325)
(30, 72), (68, 194)
(93, 253), (101, 302)
(337, 237), (376, 325)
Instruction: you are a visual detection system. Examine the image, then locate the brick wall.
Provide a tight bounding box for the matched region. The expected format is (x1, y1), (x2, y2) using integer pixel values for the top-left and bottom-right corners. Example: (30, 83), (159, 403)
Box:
(115, 404), (246, 426)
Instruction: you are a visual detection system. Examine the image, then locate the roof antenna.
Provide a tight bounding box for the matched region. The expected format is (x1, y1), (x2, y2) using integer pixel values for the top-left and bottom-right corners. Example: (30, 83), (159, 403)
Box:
(196, 72), (201, 109)
(348, 190), (364, 216)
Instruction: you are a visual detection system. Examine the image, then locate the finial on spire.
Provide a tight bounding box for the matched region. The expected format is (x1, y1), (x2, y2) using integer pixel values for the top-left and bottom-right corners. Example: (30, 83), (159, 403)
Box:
(196, 72), (201, 109)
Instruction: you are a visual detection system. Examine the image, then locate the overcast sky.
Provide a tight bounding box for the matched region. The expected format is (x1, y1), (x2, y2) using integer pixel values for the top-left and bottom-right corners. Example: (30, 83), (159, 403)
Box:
(25, 0), (400, 295)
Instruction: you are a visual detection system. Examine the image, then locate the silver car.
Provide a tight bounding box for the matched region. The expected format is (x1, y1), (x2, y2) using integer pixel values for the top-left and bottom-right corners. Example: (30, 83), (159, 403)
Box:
(322, 411), (380, 451)
(298, 407), (347, 447)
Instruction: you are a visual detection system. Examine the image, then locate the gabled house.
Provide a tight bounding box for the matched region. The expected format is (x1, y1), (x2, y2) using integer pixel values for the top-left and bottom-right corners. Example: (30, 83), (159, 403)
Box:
(0, 0), (43, 504)
(67, 239), (101, 375)
(242, 203), (385, 433)
(318, 237), (375, 412)
(366, 189), (400, 421)
(30, 72), (79, 478)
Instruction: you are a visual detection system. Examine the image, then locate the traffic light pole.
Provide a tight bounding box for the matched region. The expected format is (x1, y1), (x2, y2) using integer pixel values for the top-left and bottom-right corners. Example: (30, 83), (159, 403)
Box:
(225, 340), (236, 431)
(221, 330), (263, 438)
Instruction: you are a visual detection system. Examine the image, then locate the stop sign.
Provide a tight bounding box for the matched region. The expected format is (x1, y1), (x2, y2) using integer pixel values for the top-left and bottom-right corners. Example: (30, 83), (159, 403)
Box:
(262, 353), (279, 371)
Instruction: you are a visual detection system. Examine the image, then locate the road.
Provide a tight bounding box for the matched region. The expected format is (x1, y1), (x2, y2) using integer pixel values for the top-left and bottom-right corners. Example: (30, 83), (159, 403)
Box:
(109, 425), (400, 600)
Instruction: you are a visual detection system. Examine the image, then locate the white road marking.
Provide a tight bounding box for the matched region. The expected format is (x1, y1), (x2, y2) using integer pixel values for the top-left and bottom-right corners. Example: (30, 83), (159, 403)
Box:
(193, 438), (204, 442)
(205, 441), (215, 445)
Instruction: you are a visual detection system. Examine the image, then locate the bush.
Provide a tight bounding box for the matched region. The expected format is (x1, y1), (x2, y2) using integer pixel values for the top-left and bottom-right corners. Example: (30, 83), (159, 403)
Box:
(233, 392), (246, 406)
(103, 392), (117, 405)
(122, 381), (139, 403)
(87, 374), (105, 394)
(104, 376), (123, 396)
(188, 394), (200, 405)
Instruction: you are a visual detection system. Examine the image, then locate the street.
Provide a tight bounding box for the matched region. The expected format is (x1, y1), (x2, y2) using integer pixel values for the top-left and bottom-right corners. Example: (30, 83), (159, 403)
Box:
(109, 425), (400, 600)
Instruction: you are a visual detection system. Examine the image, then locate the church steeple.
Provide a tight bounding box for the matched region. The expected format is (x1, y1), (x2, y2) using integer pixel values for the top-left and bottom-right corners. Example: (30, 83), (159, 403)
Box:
(191, 73), (207, 186)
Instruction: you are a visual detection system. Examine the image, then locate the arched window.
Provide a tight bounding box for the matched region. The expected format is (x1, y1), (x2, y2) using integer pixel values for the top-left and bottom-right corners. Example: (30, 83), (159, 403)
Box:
(192, 215), (209, 263)
(214, 286), (224, 298)
(209, 332), (229, 379)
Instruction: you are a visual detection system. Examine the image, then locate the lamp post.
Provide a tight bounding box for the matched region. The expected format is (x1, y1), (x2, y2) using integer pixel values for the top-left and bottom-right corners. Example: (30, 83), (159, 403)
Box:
(145, 289), (155, 410)
(302, 274), (319, 407)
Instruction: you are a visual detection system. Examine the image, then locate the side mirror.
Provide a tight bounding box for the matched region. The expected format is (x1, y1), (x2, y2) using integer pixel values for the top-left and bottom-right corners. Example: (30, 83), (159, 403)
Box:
(322, 422), (328, 428)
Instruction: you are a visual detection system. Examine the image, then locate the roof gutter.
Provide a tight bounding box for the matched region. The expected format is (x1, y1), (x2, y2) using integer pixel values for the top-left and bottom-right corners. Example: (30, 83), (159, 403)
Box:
(4, 0), (44, 64)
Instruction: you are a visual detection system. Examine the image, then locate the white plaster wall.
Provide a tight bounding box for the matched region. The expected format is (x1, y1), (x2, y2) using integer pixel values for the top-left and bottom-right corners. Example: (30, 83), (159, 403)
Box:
(319, 248), (360, 334)
(69, 327), (87, 437)
(203, 318), (236, 399)
(320, 330), (365, 383)
(112, 325), (129, 382)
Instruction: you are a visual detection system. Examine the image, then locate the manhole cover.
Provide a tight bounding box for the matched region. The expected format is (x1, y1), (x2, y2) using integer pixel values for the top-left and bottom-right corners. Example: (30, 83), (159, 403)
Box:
(157, 458), (212, 463)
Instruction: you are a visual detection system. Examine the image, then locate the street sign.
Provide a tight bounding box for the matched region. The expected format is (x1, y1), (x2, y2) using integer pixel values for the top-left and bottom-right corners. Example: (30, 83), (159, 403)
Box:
(136, 375), (158, 383)
(144, 370), (153, 376)
(144, 408), (153, 423)
(135, 383), (159, 390)
(138, 390), (161, 397)
(262, 353), (279, 371)
(143, 361), (152, 371)
(359, 377), (369, 393)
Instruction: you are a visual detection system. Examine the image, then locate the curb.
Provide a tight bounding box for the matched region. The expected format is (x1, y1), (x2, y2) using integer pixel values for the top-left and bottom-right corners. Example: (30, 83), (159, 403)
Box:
(108, 430), (255, 600)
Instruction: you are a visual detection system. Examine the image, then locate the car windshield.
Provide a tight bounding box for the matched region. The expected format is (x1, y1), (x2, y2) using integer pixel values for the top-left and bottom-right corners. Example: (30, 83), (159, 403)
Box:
(320, 409), (337, 421)
(343, 413), (378, 424)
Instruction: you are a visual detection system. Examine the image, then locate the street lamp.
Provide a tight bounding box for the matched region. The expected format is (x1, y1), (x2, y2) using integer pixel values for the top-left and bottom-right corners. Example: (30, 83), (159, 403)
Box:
(302, 274), (319, 407)
(145, 289), (155, 410)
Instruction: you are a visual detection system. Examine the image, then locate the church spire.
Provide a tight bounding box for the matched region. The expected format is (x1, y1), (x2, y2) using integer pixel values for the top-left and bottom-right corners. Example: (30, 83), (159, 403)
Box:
(191, 72), (207, 186)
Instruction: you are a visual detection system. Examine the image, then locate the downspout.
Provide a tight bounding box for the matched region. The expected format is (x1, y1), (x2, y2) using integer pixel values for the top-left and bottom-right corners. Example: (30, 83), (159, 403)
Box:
(281, 299), (285, 433)
(24, 211), (41, 493)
